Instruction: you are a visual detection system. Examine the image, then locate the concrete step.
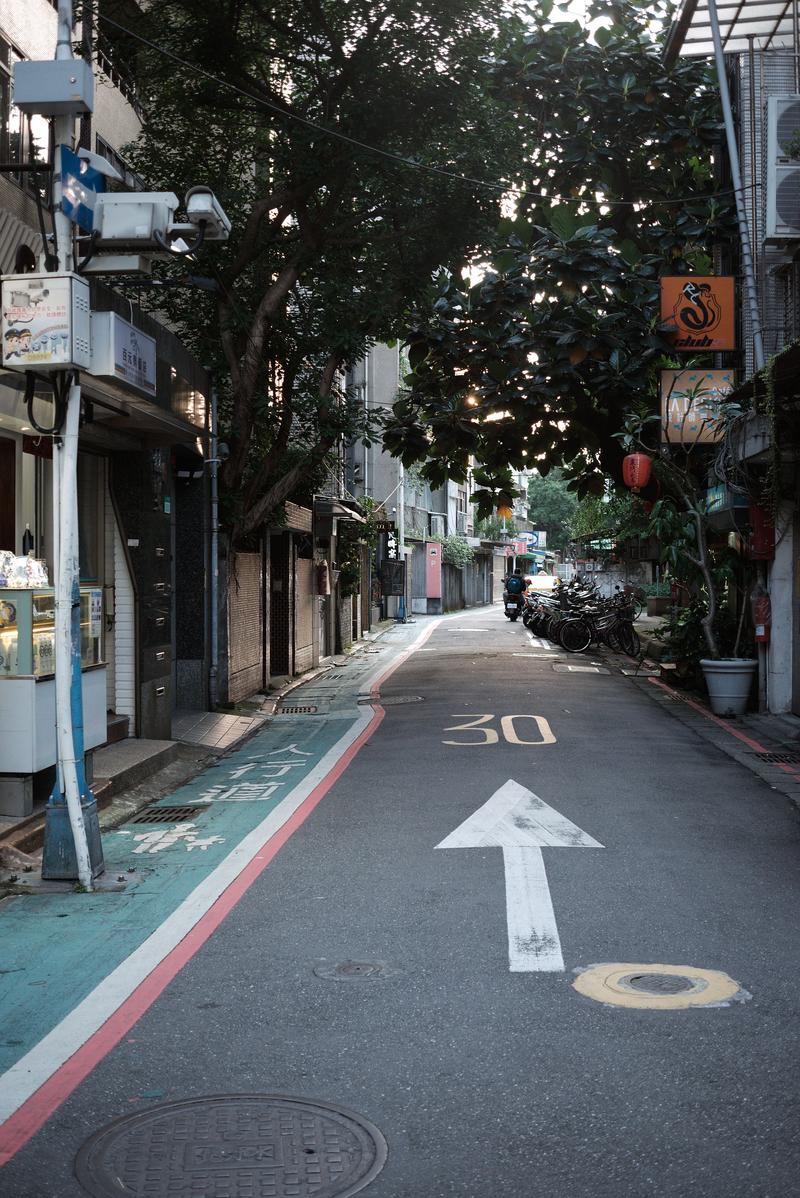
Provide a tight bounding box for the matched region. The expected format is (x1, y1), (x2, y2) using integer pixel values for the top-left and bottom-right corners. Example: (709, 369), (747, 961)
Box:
(92, 739), (178, 799)
(103, 713), (130, 746)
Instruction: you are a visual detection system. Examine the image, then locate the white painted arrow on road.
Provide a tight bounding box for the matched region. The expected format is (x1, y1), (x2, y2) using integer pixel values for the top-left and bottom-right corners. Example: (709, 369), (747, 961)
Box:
(435, 780), (603, 972)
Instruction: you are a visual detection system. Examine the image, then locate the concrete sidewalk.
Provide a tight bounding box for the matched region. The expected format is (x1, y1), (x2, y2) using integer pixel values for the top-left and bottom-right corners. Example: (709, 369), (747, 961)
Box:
(0, 616), (418, 870)
(0, 623), (403, 865)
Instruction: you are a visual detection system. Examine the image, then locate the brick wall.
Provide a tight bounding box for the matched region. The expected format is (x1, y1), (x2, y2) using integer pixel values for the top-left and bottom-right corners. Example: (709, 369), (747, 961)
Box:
(228, 551), (263, 702)
(2, 0), (56, 60)
(285, 503), (312, 532)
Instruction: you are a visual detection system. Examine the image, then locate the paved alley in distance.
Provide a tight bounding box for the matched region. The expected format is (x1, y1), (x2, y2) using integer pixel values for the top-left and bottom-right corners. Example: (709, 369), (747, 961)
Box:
(1, 608), (799, 1198)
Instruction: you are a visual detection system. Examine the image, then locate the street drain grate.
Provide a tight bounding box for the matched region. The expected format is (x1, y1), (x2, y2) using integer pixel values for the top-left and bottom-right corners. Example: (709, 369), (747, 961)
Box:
(621, 972), (696, 995)
(314, 960), (400, 980)
(74, 1094), (388, 1198)
(751, 751), (800, 764)
(277, 705), (318, 715)
(358, 694), (423, 707)
(129, 805), (210, 825)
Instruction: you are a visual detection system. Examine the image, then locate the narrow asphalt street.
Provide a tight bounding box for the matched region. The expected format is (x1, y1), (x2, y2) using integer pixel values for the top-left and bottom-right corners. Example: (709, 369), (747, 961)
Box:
(2, 609), (800, 1197)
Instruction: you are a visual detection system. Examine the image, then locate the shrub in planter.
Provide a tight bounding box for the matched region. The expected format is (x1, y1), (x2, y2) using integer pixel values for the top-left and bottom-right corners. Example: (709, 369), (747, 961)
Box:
(654, 601), (751, 690)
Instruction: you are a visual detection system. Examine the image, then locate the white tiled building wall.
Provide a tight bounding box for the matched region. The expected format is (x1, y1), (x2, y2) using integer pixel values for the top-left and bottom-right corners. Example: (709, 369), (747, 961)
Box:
(113, 523), (136, 728)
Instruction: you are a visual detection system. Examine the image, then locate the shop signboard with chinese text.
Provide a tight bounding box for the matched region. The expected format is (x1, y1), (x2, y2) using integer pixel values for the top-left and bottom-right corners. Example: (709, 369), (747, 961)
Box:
(660, 276), (735, 351)
(90, 311), (157, 396)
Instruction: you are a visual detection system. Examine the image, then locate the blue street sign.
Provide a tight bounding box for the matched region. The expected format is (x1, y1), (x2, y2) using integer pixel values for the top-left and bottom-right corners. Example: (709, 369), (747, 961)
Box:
(59, 144), (105, 233)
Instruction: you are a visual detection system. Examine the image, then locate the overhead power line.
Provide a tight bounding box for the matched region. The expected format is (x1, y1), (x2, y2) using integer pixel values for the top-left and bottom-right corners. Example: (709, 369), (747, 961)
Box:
(98, 12), (755, 209)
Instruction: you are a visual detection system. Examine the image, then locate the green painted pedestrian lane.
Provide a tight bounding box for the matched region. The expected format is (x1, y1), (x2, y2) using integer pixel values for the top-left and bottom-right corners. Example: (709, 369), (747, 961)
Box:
(0, 703), (368, 1076)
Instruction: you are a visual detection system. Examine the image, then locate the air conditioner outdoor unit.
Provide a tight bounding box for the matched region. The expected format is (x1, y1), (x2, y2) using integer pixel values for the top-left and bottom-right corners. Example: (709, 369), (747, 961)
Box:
(429, 514), (446, 537)
(766, 95), (800, 242)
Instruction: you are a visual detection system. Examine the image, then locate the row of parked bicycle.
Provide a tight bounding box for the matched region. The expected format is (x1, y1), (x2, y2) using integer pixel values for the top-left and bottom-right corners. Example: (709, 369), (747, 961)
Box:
(507, 579), (643, 656)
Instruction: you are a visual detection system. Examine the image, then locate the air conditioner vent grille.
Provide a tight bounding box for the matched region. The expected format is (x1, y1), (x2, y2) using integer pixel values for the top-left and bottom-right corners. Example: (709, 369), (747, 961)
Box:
(775, 170), (800, 231)
(776, 101), (800, 158)
(767, 96), (800, 241)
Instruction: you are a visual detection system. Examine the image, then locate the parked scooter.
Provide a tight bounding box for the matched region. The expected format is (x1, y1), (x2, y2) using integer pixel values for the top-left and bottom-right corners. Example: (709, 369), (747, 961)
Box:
(503, 571), (526, 621)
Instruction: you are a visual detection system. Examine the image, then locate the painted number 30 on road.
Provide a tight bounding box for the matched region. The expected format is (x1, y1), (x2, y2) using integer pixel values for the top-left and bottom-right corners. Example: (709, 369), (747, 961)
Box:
(443, 714), (556, 746)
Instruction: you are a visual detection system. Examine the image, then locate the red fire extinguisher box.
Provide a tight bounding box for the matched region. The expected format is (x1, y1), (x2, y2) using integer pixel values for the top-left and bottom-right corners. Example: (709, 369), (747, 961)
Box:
(750, 581), (771, 643)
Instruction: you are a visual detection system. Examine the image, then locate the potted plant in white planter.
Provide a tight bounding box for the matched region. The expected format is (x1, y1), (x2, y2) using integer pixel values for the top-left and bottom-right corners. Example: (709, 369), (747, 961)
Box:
(617, 406), (757, 717)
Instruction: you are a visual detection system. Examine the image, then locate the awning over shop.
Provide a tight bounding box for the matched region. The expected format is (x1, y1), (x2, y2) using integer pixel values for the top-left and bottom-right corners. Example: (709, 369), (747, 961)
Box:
(313, 497), (367, 524)
(665, 0), (799, 63)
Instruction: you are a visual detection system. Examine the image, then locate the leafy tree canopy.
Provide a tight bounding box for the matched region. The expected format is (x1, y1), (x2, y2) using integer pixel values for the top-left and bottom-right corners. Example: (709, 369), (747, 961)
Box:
(526, 468), (577, 550)
(383, 0), (735, 516)
(121, 0), (527, 541)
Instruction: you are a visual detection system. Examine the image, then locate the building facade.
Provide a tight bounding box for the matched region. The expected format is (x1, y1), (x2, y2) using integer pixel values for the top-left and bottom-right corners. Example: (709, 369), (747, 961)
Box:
(0, 0), (214, 812)
(667, 2), (800, 715)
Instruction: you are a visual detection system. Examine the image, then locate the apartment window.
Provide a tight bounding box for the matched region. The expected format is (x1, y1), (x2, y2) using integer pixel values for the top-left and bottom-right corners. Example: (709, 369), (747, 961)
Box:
(0, 36), (51, 190)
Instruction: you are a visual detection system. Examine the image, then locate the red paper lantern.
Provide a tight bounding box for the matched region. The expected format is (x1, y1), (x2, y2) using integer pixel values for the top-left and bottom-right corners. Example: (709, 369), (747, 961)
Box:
(622, 453), (653, 493)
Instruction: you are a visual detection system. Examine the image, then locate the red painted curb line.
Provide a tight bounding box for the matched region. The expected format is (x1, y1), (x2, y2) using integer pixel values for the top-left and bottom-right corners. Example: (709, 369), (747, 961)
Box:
(647, 677), (800, 781)
(0, 620), (438, 1166)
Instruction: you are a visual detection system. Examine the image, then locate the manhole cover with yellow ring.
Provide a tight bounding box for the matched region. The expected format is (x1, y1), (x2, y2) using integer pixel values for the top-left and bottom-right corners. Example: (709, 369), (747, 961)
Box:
(572, 962), (748, 1009)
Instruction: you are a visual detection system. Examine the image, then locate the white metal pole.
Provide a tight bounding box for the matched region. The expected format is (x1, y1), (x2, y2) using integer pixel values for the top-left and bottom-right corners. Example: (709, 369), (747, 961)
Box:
(55, 380), (92, 885)
(208, 386), (219, 709)
(51, 0), (93, 887)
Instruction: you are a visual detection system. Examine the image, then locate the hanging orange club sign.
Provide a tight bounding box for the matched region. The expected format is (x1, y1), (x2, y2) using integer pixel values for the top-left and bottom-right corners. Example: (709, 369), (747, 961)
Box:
(660, 276), (736, 351)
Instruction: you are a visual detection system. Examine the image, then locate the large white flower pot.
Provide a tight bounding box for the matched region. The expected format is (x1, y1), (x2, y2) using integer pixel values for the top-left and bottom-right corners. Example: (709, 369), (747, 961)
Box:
(700, 658), (758, 718)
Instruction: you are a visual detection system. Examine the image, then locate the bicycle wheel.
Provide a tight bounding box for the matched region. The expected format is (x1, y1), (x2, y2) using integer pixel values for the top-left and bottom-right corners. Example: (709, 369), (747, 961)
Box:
(618, 622), (641, 656)
(559, 618), (592, 654)
(603, 624), (621, 652)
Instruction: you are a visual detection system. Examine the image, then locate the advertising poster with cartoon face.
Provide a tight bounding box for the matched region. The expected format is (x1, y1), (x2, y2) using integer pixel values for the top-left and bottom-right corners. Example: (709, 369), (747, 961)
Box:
(1, 276), (72, 367)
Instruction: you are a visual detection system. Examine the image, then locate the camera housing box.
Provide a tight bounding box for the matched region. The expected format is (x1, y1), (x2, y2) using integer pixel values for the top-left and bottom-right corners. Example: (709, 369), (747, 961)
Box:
(1, 273), (91, 372)
(93, 193), (179, 247)
(185, 187), (232, 241)
(12, 59), (94, 116)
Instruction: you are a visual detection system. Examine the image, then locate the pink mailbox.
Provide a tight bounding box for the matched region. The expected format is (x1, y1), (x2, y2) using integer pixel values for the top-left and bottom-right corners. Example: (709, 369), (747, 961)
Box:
(426, 541), (442, 599)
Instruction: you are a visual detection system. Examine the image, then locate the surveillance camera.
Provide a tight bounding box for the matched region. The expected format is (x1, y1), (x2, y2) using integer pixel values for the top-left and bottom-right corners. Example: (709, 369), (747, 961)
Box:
(184, 186), (232, 241)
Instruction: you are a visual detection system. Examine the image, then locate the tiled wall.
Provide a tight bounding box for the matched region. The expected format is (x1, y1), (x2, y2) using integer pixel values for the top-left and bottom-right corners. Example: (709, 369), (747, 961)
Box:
(113, 523), (136, 726)
(295, 557), (315, 674)
(228, 551), (262, 702)
(337, 594), (353, 653)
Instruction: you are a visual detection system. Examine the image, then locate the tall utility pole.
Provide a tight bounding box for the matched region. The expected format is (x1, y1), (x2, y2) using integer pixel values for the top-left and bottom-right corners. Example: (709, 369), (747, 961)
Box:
(41, 0), (103, 887)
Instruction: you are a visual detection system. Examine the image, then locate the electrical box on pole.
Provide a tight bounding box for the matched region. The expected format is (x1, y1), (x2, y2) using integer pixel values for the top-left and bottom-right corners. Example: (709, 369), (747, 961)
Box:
(0, 273), (91, 371)
(12, 57), (94, 115)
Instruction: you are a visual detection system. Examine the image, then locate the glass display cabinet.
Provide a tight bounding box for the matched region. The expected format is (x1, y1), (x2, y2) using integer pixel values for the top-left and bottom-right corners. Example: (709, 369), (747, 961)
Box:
(0, 587), (103, 677)
(0, 586), (107, 787)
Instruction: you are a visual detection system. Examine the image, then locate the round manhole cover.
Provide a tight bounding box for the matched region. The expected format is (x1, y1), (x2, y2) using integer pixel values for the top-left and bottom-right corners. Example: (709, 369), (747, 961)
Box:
(74, 1094), (388, 1198)
(572, 962), (748, 1010)
(622, 972), (696, 995)
(314, 960), (400, 980)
